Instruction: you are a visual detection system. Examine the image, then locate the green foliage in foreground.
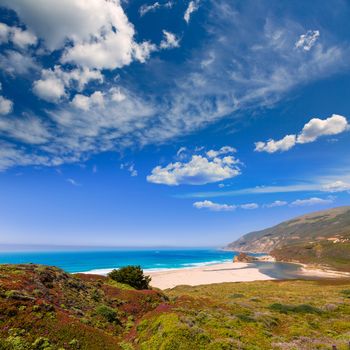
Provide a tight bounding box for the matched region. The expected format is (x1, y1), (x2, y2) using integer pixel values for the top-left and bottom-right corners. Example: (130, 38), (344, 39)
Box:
(0, 264), (350, 350)
(108, 265), (151, 290)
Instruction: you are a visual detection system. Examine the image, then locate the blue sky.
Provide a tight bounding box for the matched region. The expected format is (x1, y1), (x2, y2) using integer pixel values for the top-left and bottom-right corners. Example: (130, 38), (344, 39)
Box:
(0, 0), (350, 247)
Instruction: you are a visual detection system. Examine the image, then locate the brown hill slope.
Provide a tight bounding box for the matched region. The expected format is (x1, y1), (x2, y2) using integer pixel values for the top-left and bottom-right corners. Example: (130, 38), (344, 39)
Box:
(1, 264), (350, 349)
(226, 206), (350, 271)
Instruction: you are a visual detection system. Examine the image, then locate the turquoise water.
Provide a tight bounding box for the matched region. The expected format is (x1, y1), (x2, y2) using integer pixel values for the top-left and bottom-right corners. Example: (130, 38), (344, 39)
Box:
(0, 248), (237, 274)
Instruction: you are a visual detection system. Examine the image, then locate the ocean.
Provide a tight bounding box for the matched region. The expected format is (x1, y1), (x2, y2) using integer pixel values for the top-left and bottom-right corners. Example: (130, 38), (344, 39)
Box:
(0, 248), (237, 274)
(0, 248), (307, 279)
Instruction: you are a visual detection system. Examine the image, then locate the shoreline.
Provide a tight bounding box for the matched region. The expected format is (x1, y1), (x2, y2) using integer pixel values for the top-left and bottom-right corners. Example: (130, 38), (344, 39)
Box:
(79, 259), (233, 275)
(78, 254), (350, 290)
(147, 259), (350, 290)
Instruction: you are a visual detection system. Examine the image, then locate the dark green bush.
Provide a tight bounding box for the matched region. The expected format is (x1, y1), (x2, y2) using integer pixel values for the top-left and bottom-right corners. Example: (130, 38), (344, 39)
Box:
(341, 289), (350, 298)
(108, 265), (151, 290)
(269, 303), (322, 314)
(96, 305), (119, 323)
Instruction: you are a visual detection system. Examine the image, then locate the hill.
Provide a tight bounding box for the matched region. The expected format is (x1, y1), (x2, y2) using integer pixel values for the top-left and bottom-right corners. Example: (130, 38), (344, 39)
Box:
(0, 264), (350, 349)
(226, 206), (350, 271)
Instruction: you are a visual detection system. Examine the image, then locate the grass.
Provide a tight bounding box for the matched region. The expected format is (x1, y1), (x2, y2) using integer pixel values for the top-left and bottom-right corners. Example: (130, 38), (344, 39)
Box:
(0, 264), (350, 349)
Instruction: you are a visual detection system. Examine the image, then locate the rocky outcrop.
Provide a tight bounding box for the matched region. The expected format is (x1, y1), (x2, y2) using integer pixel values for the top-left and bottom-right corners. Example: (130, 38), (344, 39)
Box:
(233, 252), (258, 263)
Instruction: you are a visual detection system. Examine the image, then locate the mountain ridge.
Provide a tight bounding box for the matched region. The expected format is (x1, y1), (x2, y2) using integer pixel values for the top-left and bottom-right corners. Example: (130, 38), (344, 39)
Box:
(226, 206), (350, 271)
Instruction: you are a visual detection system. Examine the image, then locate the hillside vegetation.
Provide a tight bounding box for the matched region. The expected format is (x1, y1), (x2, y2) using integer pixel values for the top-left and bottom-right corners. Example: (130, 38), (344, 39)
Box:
(0, 264), (350, 349)
(226, 206), (350, 271)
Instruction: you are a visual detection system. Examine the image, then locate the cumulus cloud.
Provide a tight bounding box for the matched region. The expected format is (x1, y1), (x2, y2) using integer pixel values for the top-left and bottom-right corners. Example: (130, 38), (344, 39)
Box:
(290, 197), (333, 207)
(160, 30), (180, 49)
(0, 50), (39, 76)
(255, 114), (349, 153)
(33, 77), (66, 103)
(0, 84), (13, 115)
(109, 87), (126, 103)
(147, 148), (241, 185)
(322, 180), (350, 193)
(193, 200), (236, 211)
(0, 1), (348, 172)
(297, 115), (349, 144)
(295, 30), (320, 51)
(254, 135), (296, 153)
(0, 96), (13, 115)
(0, 22), (37, 48)
(33, 66), (103, 102)
(71, 91), (104, 111)
(2, 0), (156, 70)
(184, 0), (200, 23)
(206, 146), (236, 158)
(139, 1), (173, 17)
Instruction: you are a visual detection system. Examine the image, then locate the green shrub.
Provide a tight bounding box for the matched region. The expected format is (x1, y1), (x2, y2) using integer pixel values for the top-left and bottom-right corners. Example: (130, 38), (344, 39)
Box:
(108, 266), (151, 290)
(269, 303), (322, 314)
(32, 337), (52, 350)
(96, 305), (119, 323)
(341, 289), (350, 298)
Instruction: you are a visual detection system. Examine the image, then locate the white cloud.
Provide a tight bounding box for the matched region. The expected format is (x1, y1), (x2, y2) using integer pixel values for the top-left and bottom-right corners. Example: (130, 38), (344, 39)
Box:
(0, 50), (39, 76)
(160, 30), (180, 49)
(147, 148), (241, 185)
(0, 22), (37, 48)
(0, 114), (50, 144)
(139, 1), (173, 17)
(0, 83), (13, 115)
(33, 77), (66, 103)
(265, 200), (288, 208)
(297, 114), (349, 144)
(193, 200), (259, 211)
(254, 135), (296, 153)
(2, 0), (156, 70)
(184, 0), (200, 23)
(322, 180), (350, 193)
(67, 178), (81, 186)
(132, 41), (157, 64)
(11, 26), (37, 48)
(0, 1), (348, 172)
(70, 94), (90, 111)
(0, 96), (13, 115)
(71, 91), (104, 111)
(109, 87), (126, 103)
(33, 65), (103, 102)
(290, 197), (333, 207)
(206, 146), (236, 158)
(255, 114), (349, 153)
(295, 30), (320, 51)
(121, 163), (138, 177)
(176, 147), (187, 157)
(0, 23), (9, 43)
(0, 141), (58, 171)
(240, 203), (259, 210)
(193, 200), (236, 211)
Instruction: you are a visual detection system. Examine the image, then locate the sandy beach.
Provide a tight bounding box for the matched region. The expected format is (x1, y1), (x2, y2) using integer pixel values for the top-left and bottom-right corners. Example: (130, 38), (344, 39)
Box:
(148, 261), (350, 289)
(148, 262), (275, 289)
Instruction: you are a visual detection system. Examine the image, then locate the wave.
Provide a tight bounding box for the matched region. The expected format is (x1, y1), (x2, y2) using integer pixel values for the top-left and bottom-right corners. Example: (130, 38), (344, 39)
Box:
(79, 258), (232, 275)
